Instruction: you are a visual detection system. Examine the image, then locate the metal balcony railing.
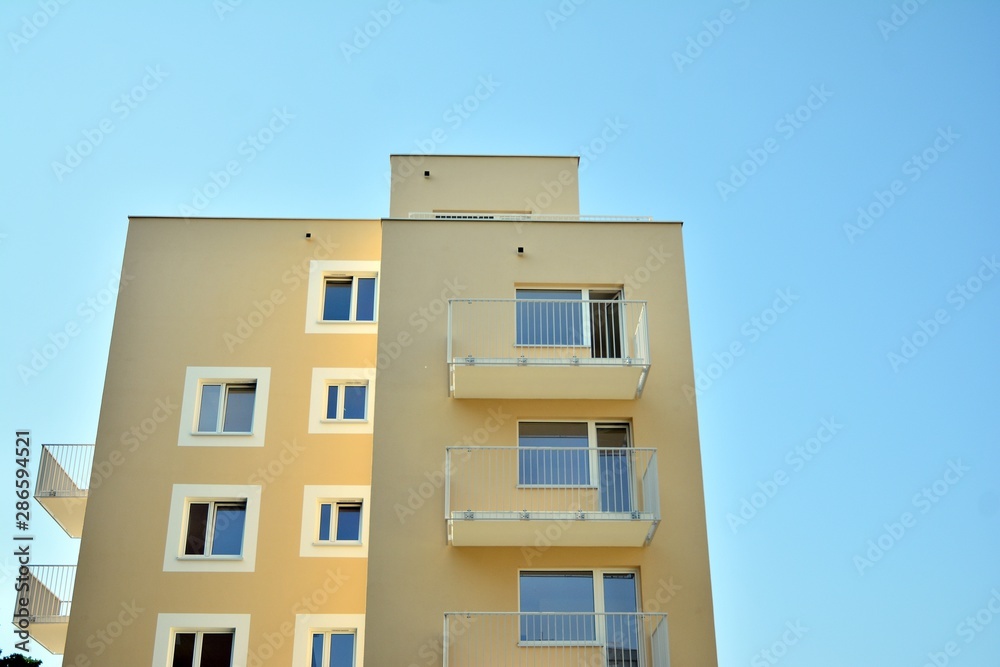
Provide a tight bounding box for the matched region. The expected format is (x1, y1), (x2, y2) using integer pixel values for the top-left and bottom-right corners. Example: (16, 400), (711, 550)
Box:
(14, 565), (75, 623)
(36, 444), (93, 499)
(448, 298), (650, 367)
(446, 446), (659, 521)
(443, 612), (670, 666)
(409, 212), (653, 222)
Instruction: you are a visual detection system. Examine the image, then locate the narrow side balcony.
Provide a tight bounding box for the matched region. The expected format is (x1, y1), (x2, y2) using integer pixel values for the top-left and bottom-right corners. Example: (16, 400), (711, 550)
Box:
(35, 444), (93, 538)
(445, 447), (660, 547)
(447, 298), (650, 399)
(444, 612), (670, 667)
(12, 565), (75, 655)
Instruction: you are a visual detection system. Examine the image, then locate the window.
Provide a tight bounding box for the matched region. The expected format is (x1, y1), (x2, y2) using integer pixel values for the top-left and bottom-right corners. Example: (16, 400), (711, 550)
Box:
(197, 382), (256, 433)
(519, 422), (590, 486)
(310, 631), (356, 667)
(178, 367), (271, 447)
(519, 571), (639, 647)
(516, 289), (584, 346)
(300, 486), (371, 558)
(519, 422), (634, 512)
(309, 369), (375, 434)
(515, 288), (624, 357)
(325, 384), (368, 421)
(184, 500), (247, 557)
(305, 261), (380, 334)
(170, 630), (234, 667)
(291, 614), (365, 667)
(164, 485), (262, 572)
(318, 502), (362, 542)
(323, 276), (376, 322)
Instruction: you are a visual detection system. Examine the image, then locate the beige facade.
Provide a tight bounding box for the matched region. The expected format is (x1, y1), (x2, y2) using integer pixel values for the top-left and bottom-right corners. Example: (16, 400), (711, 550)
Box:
(28, 155), (716, 667)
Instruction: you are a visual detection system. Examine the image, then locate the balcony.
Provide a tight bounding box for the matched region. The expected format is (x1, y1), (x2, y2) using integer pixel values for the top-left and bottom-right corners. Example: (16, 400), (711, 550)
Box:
(35, 444), (93, 538)
(447, 298), (650, 400)
(12, 565), (75, 655)
(445, 447), (660, 547)
(443, 612), (670, 667)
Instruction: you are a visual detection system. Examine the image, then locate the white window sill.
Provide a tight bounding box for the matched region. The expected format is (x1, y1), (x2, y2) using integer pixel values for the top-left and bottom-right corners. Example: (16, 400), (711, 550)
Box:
(312, 540), (363, 547)
(175, 555), (244, 561)
(319, 419), (369, 424)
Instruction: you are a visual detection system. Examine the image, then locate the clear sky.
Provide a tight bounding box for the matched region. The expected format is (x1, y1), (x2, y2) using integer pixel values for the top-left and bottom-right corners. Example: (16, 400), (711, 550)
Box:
(2, 1), (998, 666)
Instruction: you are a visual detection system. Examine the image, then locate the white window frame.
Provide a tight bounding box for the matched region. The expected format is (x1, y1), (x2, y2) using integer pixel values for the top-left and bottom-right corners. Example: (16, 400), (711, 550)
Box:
(178, 367), (271, 448)
(164, 484), (262, 572)
(300, 485), (370, 558)
(517, 420), (631, 489)
(317, 501), (363, 543)
(309, 368), (375, 434)
(151, 613), (250, 667)
(182, 499), (248, 558)
(305, 260), (380, 334)
(309, 630), (357, 667)
(515, 286), (625, 350)
(323, 382), (369, 421)
(517, 568), (640, 647)
(291, 614), (365, 667)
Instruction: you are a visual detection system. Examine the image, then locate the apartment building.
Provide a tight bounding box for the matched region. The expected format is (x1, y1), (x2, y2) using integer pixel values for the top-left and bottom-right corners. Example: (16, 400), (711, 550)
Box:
(22, 155), (717, 666)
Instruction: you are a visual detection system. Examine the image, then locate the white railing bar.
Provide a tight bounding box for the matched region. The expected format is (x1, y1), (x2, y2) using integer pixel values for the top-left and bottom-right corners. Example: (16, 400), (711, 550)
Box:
(408, 212), (654, 222)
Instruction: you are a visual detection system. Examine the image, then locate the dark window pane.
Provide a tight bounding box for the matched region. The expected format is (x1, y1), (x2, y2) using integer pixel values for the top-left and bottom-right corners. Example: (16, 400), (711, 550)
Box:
(323, 280), (352, 321)
(326, 385), (340, 420)
(198, 385), (221, 432)
(328, 633), (356, 667)
(319, 503), (332, 541)
(516, 290), (583, 346)
(172, 632), (195, 667)
(343, 386), (366, 420)
(211, 503), (246, 556)
(222, 385), (255, 433)
(519, 572), (595, 642)
(311, 633), (325, 667)
(336, 504), (362, 541)
(519, 423), (589, 485)
(356, 278), (376, 321)
(184, 503), (209, 555)
(200, 632), (234, 667)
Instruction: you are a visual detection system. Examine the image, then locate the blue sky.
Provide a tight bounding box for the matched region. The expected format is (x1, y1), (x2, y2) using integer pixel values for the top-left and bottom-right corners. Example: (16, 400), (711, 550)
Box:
(2, 1), (998, 665)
